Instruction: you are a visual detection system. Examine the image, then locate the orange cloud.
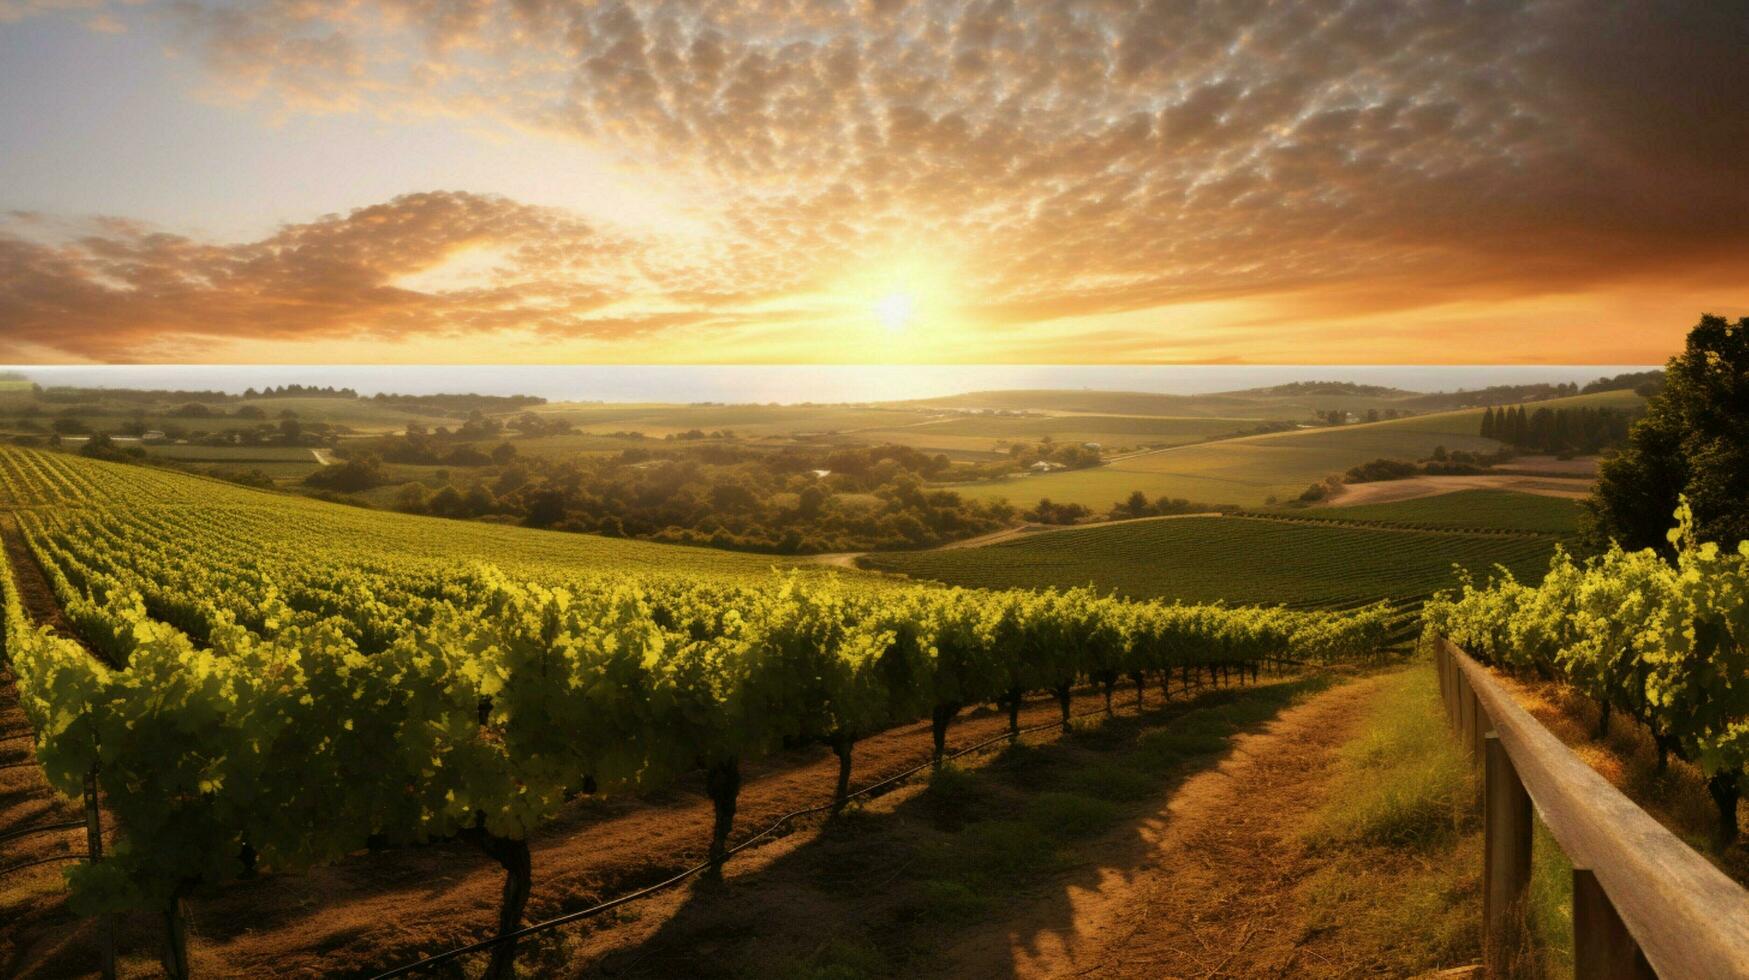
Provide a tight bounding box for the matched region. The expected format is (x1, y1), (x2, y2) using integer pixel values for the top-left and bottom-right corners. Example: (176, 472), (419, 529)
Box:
(2, 0), (1747, 362)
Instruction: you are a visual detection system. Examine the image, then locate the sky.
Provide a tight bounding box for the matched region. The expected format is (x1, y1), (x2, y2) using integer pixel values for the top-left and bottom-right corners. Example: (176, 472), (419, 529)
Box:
(0, 0), (1745, 365)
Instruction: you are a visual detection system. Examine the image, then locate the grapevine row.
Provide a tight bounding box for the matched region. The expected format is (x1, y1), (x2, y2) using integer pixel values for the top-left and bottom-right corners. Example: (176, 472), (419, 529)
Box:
(0, 446), (1391, 977)
(1422, 498), (1749, 844)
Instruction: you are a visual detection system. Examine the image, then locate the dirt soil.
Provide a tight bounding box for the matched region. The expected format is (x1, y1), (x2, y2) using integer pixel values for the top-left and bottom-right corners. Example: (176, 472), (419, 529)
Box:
(0, 516), (82, 644)
(0, 515), (115, 979)
(935, 673), (1392, 978)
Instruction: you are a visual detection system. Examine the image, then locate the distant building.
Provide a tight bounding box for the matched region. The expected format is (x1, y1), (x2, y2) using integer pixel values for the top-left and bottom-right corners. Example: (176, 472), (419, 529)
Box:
(1082, 442), (1101, 450)
(810, 469), (831, 479)
(1029, 460), (1064, 473)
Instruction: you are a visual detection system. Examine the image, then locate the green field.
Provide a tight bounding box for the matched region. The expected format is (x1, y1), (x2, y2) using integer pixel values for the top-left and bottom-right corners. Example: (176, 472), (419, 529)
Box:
(953, 390), (1641, 510)
(533, 402), (943, 437)
(906, 387), (1438, 419)
(853, 413), (1260, 456)
(232, 396), (467, 431)
(861, 515), (1561, 608)
(140, 444), (321, 463)
(1283, 490), (1583, 535)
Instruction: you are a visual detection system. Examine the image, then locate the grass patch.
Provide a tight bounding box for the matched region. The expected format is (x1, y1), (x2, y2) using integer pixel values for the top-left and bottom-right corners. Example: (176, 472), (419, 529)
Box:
(1293, 662), (1485, 973)
(1527, 816), (1575, 979)
(901, 879), (992, 923)
(1065, 760), (1160, 801)
(932, 819), (1059, 880)
(1022, 792), (1123, 840)
(754, 935), (888, 980)
(922, 763), (997, 829)
(1300, 669), (1471, 851)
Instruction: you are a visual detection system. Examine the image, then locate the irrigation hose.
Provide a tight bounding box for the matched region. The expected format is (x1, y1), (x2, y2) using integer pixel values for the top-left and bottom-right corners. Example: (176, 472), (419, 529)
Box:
(0, 853), (85, 876)
(0, 819), (84, 847)
(368, 671), (1301, 980)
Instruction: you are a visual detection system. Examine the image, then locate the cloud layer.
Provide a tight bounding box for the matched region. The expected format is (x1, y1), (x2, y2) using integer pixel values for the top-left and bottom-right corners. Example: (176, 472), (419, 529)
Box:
(3, 0), (1747, 362)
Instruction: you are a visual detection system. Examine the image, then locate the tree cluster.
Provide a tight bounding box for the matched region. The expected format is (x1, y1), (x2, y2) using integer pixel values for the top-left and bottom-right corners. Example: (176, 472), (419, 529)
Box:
(1580, 370), (1664, 396)
(1586, 314), (1749, 555)
(1481, 404), (1635, 453)
(1110, 491), (1235, 519)
(243, 384), (360, 399)
(340, 441), (1015, 554)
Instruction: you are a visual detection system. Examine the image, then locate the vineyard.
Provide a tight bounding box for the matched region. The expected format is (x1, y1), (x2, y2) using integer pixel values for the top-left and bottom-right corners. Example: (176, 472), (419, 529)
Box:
(863, 513), (1564, 611)
(0, 447), (1394, 977)
(1423, 499), (1749, 845)
(1266, 489), (1583, 535)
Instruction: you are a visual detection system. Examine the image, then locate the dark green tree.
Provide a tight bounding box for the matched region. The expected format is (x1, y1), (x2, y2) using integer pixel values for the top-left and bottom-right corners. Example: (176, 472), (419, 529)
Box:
(1584, 314), (1749, 555)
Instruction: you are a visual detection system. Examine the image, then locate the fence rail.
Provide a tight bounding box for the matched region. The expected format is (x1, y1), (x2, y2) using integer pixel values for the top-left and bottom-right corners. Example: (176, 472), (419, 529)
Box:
(1435, 637), (1749, 979)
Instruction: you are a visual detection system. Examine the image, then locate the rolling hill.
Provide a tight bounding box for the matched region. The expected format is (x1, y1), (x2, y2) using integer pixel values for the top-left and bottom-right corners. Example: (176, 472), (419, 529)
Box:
(860, 510), (1564, 610)
(950, 389), (1641, 510)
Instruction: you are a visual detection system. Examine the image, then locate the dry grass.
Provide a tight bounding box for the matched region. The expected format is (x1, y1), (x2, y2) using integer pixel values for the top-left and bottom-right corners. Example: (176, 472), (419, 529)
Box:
(1293, 663), (1484, 975)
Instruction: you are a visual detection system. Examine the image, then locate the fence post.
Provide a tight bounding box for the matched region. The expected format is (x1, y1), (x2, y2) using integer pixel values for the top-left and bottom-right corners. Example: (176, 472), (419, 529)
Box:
(1472, 692), (1489, 763)
(1445, 647), (1459, 729)
(1484, 733), (1531, 978)
(1459, 669), (1478, 764)
(83, 765), (116, 980)
(1441, 647), (1455, 724)
(1449, 656), (1459, 728)
(1572, 869), (1654, 979)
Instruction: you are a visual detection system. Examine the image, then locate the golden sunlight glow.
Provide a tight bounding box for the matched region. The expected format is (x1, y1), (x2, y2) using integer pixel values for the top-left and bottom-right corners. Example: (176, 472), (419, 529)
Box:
(874, 291), (917, 331)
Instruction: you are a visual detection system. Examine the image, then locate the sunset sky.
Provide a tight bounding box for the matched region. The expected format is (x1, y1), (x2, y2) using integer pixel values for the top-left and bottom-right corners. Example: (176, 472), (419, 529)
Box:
(1, 0), (1745, 365)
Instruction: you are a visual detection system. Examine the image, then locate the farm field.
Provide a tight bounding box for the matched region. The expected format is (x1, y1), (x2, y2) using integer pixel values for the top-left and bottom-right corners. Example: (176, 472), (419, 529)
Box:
(851, 413), (1261, 456)
(1283, 488), (1583, 534)
(954, 389), (1641, 510)
(531, 402), (945, 438)
(0, 394), (464, 437)
(905, 386), (1436, 418)
(861, 513), (1561, 609)
(230, 396), (468, 431)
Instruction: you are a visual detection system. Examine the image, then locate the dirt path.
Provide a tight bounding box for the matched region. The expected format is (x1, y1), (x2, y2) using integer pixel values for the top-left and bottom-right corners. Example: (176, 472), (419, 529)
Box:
(939, 672), (1391, 978)
(0, 514), (122, 980)
(0, 516), (77, 641)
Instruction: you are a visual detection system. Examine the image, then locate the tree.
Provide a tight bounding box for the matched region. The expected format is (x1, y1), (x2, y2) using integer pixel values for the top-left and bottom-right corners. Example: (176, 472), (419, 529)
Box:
(1585, 314), (1749, 555)
(304, 453), (384, 493)
(1123, 489), (1149, 517)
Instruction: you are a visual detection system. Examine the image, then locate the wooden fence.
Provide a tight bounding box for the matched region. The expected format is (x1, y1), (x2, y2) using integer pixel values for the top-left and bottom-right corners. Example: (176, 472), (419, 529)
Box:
(1435, 638), (1749, 979)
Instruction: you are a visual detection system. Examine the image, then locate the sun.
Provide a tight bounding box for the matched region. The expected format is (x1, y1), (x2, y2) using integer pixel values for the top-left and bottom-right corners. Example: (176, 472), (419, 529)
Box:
(874, 291), (917, 331)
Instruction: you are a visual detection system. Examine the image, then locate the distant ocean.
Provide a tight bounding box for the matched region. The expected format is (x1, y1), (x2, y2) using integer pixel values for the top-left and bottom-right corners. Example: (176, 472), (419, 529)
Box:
(0, 365), (1658, 405)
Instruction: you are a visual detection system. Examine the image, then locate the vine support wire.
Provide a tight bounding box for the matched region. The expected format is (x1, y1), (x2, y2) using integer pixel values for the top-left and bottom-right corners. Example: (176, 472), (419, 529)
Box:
(369, 667), (1303, 980)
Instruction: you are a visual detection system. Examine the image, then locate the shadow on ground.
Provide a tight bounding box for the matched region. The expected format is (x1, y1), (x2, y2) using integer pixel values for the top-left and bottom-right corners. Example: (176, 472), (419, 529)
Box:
(520, 673), (1339, 979)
